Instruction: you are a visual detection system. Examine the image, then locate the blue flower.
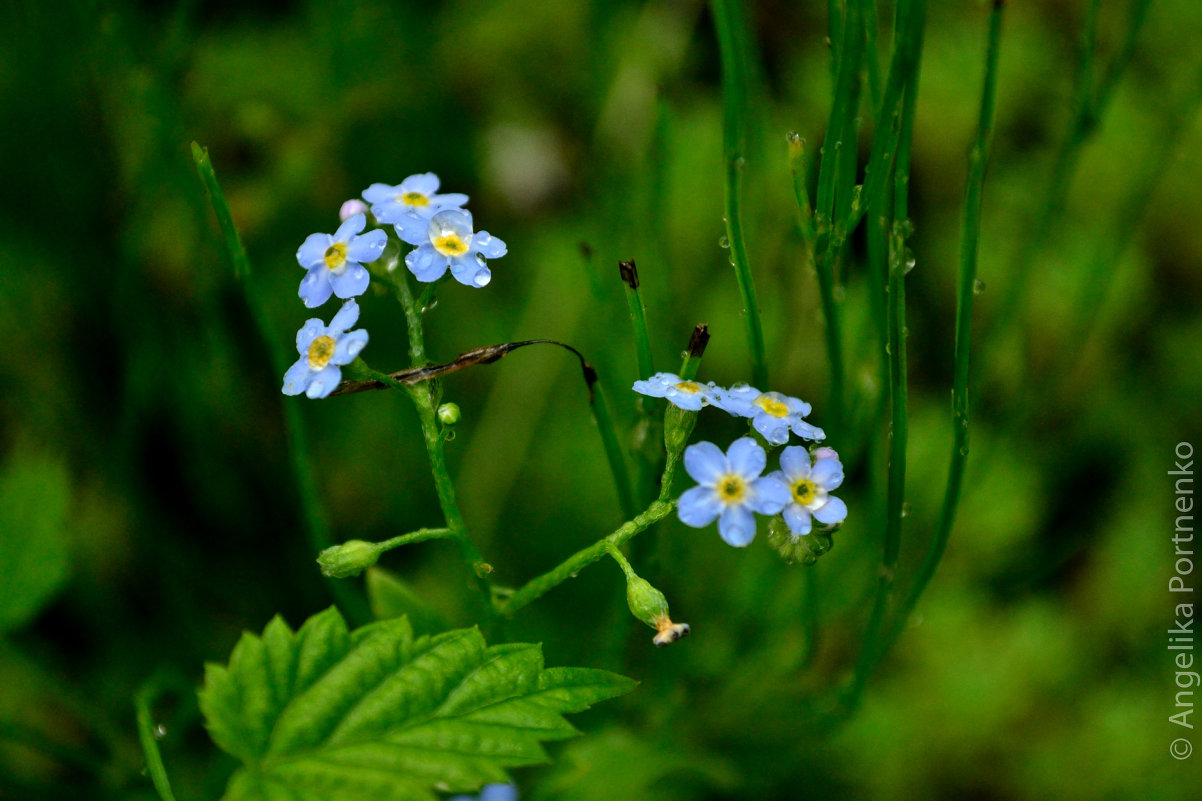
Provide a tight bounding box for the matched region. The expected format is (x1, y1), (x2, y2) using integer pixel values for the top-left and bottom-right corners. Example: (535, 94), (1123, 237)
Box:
(363, 172), (469, 242)
(296, 213), (387, 308)
(769, 446), (847, 536)
(400, 209), (506, 287)
(281, 300), (368, 399)
(632, 372), (717, 411)
(677, 438), (790, 547)
(710, 385), (825, 445)
(449, 784), (518, 801)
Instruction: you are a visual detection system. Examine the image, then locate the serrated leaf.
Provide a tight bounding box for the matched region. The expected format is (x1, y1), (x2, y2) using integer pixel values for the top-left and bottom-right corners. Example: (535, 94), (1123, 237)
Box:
(201, 608), (635, 801)
(0, 451), (71, 632)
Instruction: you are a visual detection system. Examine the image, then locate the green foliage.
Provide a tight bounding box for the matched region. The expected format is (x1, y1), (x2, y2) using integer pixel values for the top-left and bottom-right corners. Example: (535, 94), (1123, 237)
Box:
(199, 608), (635, 800)
(0, 450), (71, 632)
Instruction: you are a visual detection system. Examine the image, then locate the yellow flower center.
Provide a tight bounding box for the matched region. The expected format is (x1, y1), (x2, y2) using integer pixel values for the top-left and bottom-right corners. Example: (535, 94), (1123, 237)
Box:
(792, 479), (816, 505)
(323, 242), (348, 272)
(307, 335), (336, 370)
(717, 475), (746, 504)
(675, 381), (702, 394)
(401, 191), (429, 207)
(753, 393), (790, 418)
(433, 233), (468, 257)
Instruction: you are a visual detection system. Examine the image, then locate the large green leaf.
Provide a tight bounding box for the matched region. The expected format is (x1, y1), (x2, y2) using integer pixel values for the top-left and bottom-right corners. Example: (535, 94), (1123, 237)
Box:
(200, 608), (635, 801)
(0, 452), (71, 632)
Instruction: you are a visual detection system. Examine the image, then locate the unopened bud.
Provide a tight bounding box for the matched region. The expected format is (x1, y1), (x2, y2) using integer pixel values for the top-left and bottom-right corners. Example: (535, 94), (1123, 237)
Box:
(317, 540), (380, 578)
(812, 446), (839, 462)
(626, 575), (690, 647)
(663, 404), (698, 456)
(767, 516), (835, 565)
(437, 402), (461, 426)
(340, 199), (369, 221)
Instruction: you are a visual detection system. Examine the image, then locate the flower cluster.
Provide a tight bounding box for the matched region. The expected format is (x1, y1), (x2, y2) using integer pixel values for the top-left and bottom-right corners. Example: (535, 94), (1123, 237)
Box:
(281, 173), (507, 399)
(633, 372), (846, 547)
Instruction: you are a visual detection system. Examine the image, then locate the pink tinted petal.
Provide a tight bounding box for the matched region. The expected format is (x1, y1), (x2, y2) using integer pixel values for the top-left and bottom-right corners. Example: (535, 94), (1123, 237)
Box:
(683, 441), (726, 485)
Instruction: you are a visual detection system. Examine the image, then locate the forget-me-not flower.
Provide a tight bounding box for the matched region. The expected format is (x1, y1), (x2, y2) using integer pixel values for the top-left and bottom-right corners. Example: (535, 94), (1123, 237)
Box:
(296, 213), (387, 308)
(677, 438), (790, 547)
(769, 446), (847, 536)
(400, 209), (506, 287)
(711, 385), (825, 445)
(449, 784), (518, 801)
(632, 372), (717, 411)
(282, 299), (368, 399)
(363, 173), (469, 242)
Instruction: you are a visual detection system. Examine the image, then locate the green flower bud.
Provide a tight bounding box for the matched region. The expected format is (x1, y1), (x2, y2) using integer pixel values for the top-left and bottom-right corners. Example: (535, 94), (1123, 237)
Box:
(626, 575), (691, 647)
(437, 402), (461, 426)
(767, 516), (836, 565)
(317, 540), (381, 579)
(663, 404), (699, 456)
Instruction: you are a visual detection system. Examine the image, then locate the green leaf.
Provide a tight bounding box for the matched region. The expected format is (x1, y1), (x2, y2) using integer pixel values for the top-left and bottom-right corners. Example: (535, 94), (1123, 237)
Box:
(0, 451), (71, 632)
(200, 608), (635, 801)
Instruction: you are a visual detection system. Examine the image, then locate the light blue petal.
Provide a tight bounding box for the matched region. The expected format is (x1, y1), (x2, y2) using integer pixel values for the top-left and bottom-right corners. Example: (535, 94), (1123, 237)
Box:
(632, 378), (670, 398)
(331, 263), (370, 299)
(449, 254), (492, 287)
(332, 329), (368, 365)
(402, 172), (440, 195)
(347, 229), (387, 263)
(297, 233), (331, 268)
(305, 365), (342, 399)
(281, 358), (311, 396)
(395, 215), (430, 245)
(749, 476), (790, 515)
(434, 192), (470, 208)
(473, 231), (507, 259)
(778, 446), (811, 481)
(363, 183), (400, 204)
(328, 299), (360, 334)
(789, 419), (826, 442)
(785, 395), (813, 417)
(371, 203), (406, 225)
(783, 504), (812, 536)
(479, 785), (518, 801)
(726, 437), (766, 478)
(333, 213), (366, 241)
(295, 319), (324, 353)
(712, 384), (759, 418)
(407, 247), (450, 282)
(813, 495), (847, 525)
(718, 506), (756, 547)
(811, 457), (844, 490)
(299, 268), (333, 308)
(665, 391), (704, 411)
(753, 414), (791, 445)
(683, 441), (726, 485)
(677, 486), (722, 528)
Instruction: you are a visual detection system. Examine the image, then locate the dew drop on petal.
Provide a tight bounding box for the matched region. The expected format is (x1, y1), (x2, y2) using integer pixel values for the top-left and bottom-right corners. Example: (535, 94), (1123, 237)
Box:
(348, 341), (364, 356)
(473, 269), (491, 286)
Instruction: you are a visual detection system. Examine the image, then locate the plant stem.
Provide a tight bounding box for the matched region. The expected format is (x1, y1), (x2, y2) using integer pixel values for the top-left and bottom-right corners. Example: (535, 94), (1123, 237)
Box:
(619, 260), (655, 384)
(135, 682), (178, 801)
(374, 527), (455, 553)
(712, 0), (769, 389)
(499, 500), (676, 617)
(393, 277), (495, 624)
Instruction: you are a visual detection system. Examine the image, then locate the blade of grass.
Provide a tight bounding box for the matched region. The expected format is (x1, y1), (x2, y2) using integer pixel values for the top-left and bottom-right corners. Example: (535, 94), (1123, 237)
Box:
(135, 680), (178, 801)
(190, 142), (368, 624)
(712, 0), (769, 389)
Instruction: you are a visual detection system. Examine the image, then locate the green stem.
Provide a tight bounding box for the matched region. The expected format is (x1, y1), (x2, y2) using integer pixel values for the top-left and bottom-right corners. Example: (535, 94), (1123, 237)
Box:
(135, 682), (178, 801)
(190, 142), (368, 624)
(712, 0), (769, 389)
(620, 261), (656, 383)
(374, 527), (455, 553)
(393, 277), (495, 624)
(499, 500), (677, 617)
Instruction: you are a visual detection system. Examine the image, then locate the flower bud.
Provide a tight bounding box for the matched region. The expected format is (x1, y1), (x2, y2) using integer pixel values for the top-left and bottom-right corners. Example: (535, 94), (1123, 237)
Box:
(767, 516), (835, 565)
(663, 404), (698, 456)
(437, 402), (461, 426)
(317, 540), (381, 578)
(340, 199), (369, 221)
(626, 575), (690, 647)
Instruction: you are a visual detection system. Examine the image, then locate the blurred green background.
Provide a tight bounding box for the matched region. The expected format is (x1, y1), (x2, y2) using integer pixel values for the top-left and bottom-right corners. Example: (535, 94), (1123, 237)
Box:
(2, 0), (1201, 798)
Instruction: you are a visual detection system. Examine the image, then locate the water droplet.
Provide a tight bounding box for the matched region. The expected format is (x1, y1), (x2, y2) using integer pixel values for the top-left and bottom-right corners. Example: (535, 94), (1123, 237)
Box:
(973, 278), (986, 295)
(473, 269), (491, 287)
(444, 430), (456, 441)
(153, 724), (167, 740)
(884, 343), (891, 355)
(735, 156), (746, 169)
(786, 130), (801, 145)
(959, 445), (970, 456)
(718, 236), (730, 249)
(902, 248), (916, 274)
(901, 502), (912, 518)
(897, 218), (915, 238)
